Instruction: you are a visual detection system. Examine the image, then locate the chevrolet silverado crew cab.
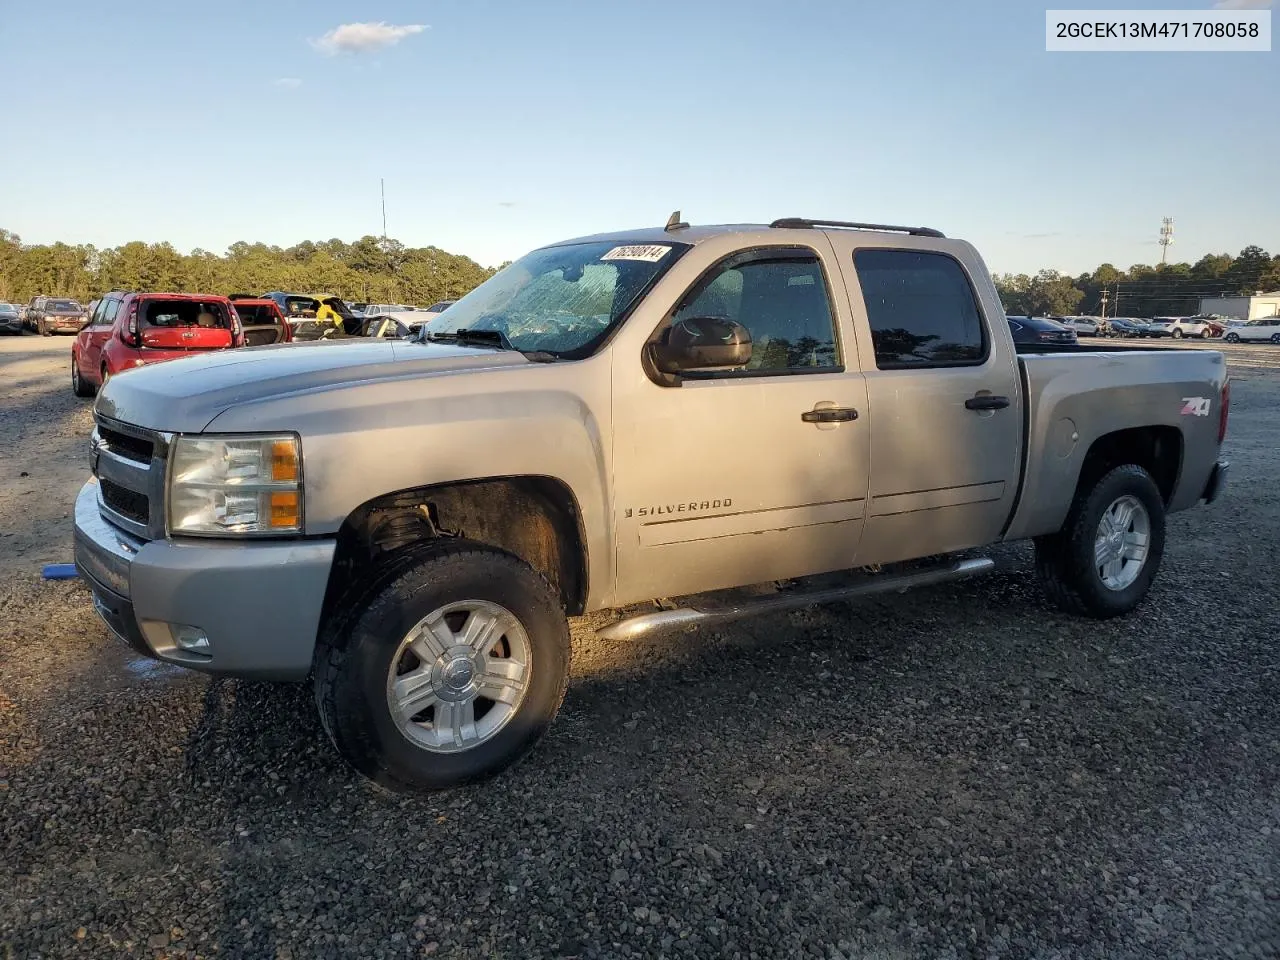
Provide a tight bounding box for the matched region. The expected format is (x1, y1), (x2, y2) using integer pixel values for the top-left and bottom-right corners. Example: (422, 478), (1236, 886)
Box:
(74, 217), (1229, 793)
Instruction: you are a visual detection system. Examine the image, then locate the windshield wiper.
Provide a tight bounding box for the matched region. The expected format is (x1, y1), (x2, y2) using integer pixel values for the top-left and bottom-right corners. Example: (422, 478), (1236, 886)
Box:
(423, 328), (560, 362)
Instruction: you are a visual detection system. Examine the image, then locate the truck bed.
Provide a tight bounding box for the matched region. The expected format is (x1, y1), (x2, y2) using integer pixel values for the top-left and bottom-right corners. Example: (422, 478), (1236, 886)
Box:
(1003, 345), (1228, 542)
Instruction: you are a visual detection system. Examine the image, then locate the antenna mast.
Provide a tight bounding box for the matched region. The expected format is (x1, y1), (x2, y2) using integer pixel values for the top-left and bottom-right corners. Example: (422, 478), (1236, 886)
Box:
(1158, 217), (1174, 265)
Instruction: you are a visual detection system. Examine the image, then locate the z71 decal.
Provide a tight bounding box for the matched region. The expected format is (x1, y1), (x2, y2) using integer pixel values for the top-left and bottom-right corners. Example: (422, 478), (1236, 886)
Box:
(1181, 397), (1212, 417)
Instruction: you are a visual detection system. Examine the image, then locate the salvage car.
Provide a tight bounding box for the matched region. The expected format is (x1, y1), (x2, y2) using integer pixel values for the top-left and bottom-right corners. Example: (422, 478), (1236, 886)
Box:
(74, 217), (1229, 793)
(71, 292), (244, 397)
(228, 297), (293, 346)
(1104, 317), (1147, 338)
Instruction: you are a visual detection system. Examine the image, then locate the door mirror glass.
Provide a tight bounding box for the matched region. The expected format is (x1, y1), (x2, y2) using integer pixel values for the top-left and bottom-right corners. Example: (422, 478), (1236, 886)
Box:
(651, 317), (752, 374)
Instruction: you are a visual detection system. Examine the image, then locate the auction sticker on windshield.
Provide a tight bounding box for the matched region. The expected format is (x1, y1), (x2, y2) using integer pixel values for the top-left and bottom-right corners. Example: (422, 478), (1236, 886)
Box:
(601, 245), (672, 262)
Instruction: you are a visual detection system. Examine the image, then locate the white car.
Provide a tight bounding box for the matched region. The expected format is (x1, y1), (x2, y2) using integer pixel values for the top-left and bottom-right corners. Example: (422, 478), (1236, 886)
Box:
(1146, 316), (1213, 339)
(1054, 316), (1100, 336)
(1222, 316), (1280, 344)
(363, 303), (413, 317)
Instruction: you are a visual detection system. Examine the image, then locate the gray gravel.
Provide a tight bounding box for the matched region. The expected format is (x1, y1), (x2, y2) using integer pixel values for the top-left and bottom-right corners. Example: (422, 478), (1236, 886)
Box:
(1, 333), (1278, 959)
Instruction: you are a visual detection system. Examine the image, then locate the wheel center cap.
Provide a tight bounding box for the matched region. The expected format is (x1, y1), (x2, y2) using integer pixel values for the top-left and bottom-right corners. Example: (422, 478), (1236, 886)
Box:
(442, 657), (475, 690)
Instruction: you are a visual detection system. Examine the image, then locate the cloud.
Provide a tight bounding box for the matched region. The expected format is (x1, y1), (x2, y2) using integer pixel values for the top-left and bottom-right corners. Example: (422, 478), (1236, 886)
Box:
(312, 22), (427, 55)
(1212, 0), (1272, 9)
(274, 77), (302, 89)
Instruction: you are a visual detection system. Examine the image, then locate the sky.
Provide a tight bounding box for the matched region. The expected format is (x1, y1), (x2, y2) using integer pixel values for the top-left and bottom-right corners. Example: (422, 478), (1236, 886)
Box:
(1, 0), (1276, 275)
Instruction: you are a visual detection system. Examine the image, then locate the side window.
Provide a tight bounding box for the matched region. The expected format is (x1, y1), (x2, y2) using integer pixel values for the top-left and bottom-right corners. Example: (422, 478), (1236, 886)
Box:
(100, 299), (120, 328)
(853, 249), (987, 368)
(672, 253), (840, 372)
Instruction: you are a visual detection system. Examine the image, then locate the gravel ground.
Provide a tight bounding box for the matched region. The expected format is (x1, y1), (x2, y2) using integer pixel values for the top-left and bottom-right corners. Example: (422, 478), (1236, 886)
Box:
(1, 333), (1277, 959)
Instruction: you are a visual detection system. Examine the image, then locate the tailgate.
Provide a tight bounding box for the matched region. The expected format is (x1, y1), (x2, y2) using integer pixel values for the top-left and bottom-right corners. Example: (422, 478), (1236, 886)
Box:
(142, 327), (232, 350)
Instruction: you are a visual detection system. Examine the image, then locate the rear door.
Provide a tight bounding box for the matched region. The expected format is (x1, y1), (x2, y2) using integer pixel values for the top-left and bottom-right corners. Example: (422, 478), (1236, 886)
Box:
(830, 241), (1023, 565)
(85, 297), (119, 374)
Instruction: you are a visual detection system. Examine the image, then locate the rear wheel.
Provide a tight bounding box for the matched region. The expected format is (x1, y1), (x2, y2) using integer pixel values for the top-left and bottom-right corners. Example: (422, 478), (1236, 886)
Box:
(314, 542), (571, 793)
(1199, 328), (1211, 339)
(1034, 464), (1166, 619)
(71, 354), (95, 397)
(1172, 328), (1184, 339)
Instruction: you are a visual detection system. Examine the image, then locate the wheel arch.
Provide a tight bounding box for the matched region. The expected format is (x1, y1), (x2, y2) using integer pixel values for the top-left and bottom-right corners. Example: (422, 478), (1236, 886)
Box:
(1074, 425), (1183, 506)
(321, 475), (590, 622)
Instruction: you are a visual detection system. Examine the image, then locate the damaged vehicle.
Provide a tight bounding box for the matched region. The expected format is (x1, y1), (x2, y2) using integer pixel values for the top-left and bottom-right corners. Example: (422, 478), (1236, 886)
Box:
(75, 217), (1229, 792)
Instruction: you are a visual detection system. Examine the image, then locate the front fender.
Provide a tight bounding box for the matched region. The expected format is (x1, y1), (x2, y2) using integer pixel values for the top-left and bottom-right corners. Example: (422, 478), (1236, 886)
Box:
(204, 356), (616, 609)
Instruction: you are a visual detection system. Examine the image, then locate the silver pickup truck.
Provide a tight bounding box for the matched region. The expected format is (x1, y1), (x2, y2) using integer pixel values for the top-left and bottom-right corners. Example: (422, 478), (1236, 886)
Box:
(74, 217), (1229, 792)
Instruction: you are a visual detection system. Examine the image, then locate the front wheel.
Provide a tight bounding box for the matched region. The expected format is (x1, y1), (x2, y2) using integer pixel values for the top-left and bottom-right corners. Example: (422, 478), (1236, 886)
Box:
(1034, 464), (1166, 619)
(1171, 328), (1184, 339)
(38, 319), (50, 336)
(1225, 332), (1240, 343)
(1271, 333), (1280, 344)
(314, 542), (570, 793)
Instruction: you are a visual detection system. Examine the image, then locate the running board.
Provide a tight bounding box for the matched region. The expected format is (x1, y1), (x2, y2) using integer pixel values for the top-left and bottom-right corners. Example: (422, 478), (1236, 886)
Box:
(596, 557), (995, 641)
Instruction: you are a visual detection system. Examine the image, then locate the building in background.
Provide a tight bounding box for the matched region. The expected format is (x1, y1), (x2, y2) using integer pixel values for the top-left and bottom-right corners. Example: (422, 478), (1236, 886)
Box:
(1198, 291), (1280, 320)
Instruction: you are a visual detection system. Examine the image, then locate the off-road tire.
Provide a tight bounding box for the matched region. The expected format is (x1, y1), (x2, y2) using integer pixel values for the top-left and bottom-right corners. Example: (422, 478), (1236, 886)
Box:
(1034, 464), (1166, 619)
(313, 541), (571, 794)
(71, 355), (95, 397)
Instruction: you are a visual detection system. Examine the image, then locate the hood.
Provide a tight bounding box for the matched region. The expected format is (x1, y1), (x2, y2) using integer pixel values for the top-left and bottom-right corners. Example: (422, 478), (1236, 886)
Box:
(95, 338), (530, 432)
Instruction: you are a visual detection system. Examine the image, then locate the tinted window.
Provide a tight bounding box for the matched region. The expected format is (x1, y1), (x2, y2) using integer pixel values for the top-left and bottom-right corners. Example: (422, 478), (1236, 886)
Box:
(674, 253), (839, 372)
(854, 250), (986, 368)
(48, 299), (80, 312)
(100, 300), (120, 327)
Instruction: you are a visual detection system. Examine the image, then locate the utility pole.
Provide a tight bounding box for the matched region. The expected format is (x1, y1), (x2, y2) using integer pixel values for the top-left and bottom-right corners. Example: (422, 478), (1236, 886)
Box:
(1113, 284), (1121, 318)
(1159, 217), (1174, 265)
(380, 178), (388, 242)
(1100, 288), (1109, 321)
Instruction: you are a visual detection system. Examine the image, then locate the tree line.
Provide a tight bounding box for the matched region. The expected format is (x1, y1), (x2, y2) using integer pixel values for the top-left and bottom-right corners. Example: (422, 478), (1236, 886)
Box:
(3, 228), (1277, 321)
(995, 244), (1280, 318)
(0, 229), (500, 307)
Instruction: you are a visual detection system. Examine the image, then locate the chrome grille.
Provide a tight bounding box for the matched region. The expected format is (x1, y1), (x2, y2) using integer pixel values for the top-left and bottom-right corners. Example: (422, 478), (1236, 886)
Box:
(91, 414), (172, 540)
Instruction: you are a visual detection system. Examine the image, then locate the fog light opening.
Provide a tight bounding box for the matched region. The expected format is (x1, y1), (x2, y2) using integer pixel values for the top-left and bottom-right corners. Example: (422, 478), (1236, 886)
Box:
(173, 625), (211, 653)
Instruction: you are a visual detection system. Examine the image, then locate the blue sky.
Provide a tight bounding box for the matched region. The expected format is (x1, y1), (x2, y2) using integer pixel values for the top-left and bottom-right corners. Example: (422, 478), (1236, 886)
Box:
(1, 0), (1275, 274)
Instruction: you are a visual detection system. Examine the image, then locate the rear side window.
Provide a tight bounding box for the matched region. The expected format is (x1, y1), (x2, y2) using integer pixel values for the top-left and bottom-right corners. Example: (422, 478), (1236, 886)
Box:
(853, 249), (987, 368)
(100, 300), (120, 327)
(143, 301), (229, 329)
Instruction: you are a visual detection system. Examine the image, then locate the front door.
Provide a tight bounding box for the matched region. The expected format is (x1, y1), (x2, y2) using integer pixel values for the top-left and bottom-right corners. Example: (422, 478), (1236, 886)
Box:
(611, 242), (870, 605)
(833, 244), (1023, 565)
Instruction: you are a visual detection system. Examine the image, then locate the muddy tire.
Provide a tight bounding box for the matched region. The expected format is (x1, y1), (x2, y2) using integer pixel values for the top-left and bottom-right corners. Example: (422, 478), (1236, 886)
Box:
(1034, 464), (1166, 619)
(314, 541), (570, 793)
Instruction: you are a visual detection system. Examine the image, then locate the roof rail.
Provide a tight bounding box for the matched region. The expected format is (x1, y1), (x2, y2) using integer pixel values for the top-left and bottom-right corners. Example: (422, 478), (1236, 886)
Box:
(770, 218), (945, 238)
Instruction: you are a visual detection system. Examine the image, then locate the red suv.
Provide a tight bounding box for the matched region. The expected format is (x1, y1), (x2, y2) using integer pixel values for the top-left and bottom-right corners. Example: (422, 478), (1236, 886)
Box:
(72, 292), (244, 397)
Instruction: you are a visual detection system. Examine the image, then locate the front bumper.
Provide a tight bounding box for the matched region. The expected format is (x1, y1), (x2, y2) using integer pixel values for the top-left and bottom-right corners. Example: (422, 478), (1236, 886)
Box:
(73, 479), (337, 680)
(1202, 460), (1229, 505)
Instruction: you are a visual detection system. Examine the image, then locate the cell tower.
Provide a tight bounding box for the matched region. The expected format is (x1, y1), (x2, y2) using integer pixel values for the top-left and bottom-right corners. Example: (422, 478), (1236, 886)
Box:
(1158, 217), (1174, 265)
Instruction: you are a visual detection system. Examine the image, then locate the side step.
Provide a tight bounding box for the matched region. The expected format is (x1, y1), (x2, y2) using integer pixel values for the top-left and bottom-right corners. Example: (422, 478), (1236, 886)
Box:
(596, 557), (995, 641)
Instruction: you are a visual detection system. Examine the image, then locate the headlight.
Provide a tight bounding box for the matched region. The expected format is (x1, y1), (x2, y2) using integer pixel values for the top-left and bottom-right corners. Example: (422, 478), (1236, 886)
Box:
(168, 434), (303, 535)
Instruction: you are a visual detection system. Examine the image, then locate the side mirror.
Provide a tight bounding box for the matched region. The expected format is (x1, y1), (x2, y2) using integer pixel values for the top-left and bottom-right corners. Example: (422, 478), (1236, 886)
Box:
(650, 317), (752, 375)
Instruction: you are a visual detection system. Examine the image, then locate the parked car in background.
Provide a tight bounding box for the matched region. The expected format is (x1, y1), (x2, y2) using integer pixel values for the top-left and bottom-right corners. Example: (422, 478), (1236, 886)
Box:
(23, 296), (46, 331)
(0, 302), (22, 334)
(1222, 316), (1280, 343)
(228, 297), (293, 346)
(360, 315), (416, 339)
(1055, 316), (1100, 337)
(262, 291), (360, 339)
(1105, 318), (1147, 338)
(1146, 316), (1213, 339)
(32, 297), (86, 335)
(71, 292), (244, 397)
(362, 302), (413, 317)
(420, 300), (456, 320)
(1007, 316), (1077, 345)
